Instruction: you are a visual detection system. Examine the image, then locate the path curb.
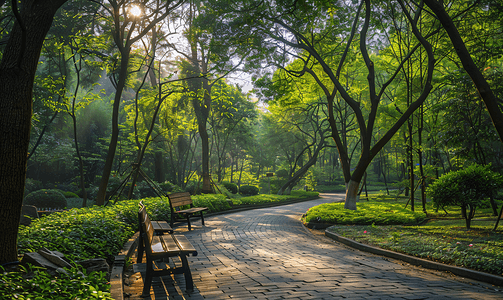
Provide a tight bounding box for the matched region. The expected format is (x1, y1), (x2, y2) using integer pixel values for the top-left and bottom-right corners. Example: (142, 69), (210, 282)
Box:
(325, 228), (503, 287)
(110, 232), (139, 300)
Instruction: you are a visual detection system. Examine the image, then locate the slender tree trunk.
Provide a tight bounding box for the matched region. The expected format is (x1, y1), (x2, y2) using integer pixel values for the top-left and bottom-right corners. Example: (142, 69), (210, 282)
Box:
(96, 51), (130, 205)
(69, 47), (88, 207)
(408, 118), (415, 212)
(0, 0), (68, 264)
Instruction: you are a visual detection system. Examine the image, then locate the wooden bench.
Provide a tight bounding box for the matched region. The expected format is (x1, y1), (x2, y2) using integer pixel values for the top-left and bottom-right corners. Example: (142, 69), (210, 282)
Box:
(137, 201), (174, 263)
(138, 202), (197, 296)
(168, 192), (208, 231)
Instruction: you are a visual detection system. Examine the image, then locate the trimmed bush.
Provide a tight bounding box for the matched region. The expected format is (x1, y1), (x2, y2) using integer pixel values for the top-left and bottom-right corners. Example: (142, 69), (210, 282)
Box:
(62, 191), (79, 198)
(303, 202), (426, 226)
(159, 181), (182, 193)
(222, 182), (238, 194)
(240, 185), (259, 196)
(23, 189), (67, 209)
(427, 164), (503, 229)
(192, 194), (232, 212)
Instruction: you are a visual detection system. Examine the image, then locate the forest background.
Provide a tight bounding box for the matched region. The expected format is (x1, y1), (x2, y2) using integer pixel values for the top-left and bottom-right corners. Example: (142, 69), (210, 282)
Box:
(0, 0), (502, 264)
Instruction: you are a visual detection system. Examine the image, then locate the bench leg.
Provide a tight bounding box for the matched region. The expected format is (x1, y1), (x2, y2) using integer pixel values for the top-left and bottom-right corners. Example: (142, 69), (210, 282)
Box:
(200, 212), (205, 226)
(180, 254), (194, 292)
(186, 215), (191, 231)
(137, 235), (144, 264)
(142, 258), (154, 297)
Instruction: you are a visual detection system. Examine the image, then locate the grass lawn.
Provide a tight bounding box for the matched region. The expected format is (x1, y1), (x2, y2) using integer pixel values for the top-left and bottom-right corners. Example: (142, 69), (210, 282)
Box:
(305, 191), (503, 276)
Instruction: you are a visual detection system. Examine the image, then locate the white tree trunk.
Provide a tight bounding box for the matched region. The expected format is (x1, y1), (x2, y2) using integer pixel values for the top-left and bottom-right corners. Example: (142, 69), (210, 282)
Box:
(344, 180), (360, 210)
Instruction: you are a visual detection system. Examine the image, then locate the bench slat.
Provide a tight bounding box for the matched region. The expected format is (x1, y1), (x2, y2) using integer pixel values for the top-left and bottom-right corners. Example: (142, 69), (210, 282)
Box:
(168, 192), (192, 207)
(150, 236), (167, 254)
(162, 235), (182, 253)
(152, 221), (173, 234)
(177, 207), (208, 214)
(173, 235), (197, 253)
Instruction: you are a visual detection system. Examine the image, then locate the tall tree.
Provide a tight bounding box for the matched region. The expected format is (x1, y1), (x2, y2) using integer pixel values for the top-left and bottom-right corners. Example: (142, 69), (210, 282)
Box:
(95, 0), (184, 205)
(171, 0), (247, 193)
(212, 0), (436, 209)
(0, 0), (69, 264)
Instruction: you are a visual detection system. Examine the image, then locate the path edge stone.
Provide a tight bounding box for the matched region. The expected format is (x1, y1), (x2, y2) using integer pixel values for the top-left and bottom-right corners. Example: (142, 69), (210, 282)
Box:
(325, 228), (503, 287)
(110, 231), (139, 300)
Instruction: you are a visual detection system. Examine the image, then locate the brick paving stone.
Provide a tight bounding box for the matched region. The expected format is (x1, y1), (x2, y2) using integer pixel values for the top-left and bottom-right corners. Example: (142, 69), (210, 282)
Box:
(123, 194), (503, 299)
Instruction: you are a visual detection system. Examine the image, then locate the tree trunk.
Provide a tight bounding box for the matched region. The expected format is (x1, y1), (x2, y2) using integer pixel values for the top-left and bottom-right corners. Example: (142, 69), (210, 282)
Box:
(344, 180), (360, 210)
(96, 51), (130, 205)
(0, 0), (68, 264)
(71, 113), (88, 207)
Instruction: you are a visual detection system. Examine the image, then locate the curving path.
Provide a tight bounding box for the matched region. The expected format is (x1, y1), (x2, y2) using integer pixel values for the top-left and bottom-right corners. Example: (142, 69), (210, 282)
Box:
(126, 193), (503, 299)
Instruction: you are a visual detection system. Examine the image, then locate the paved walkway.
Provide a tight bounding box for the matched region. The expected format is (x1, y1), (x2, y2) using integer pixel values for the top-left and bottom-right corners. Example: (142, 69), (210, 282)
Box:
(124, 193), (503, 299)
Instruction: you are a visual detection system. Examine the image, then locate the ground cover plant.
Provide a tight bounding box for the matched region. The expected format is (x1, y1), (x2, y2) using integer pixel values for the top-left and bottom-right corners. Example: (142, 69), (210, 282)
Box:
(0, 264), (113, 300)
(9, 191), (318, 298)
(326, 223), (503, 276)
(308, 192), (503, 275)
(303, 202), (427, 225)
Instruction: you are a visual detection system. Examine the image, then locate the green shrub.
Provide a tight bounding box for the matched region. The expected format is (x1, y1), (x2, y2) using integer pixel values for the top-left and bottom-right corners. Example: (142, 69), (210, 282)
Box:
(427, 164), (503, 229)
(62, 191), (79, 198)
(303, 202), (426, 225)
(240, 185), (259, 196)
(215, 184), (234, 199)
(158, 181), (184, 194)
(23, 189), (67, 209)
(184, 181), (201, 195)
(222, 182), (238, 194)
(192, 194), (231, 212)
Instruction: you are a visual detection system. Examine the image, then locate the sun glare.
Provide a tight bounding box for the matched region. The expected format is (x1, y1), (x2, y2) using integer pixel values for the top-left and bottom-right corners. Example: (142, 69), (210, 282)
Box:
(129, 5), (142, 17)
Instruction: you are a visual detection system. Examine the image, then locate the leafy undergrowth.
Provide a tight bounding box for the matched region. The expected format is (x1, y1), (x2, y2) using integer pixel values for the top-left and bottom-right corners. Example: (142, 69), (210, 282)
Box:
(307, 192), (503, 276)
(0, 264), (112, 300)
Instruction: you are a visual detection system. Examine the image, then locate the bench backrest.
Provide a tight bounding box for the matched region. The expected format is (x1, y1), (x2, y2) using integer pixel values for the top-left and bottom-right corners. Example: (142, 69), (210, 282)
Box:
(138, 202), (155, 251)
(168, 192), (193, 209)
